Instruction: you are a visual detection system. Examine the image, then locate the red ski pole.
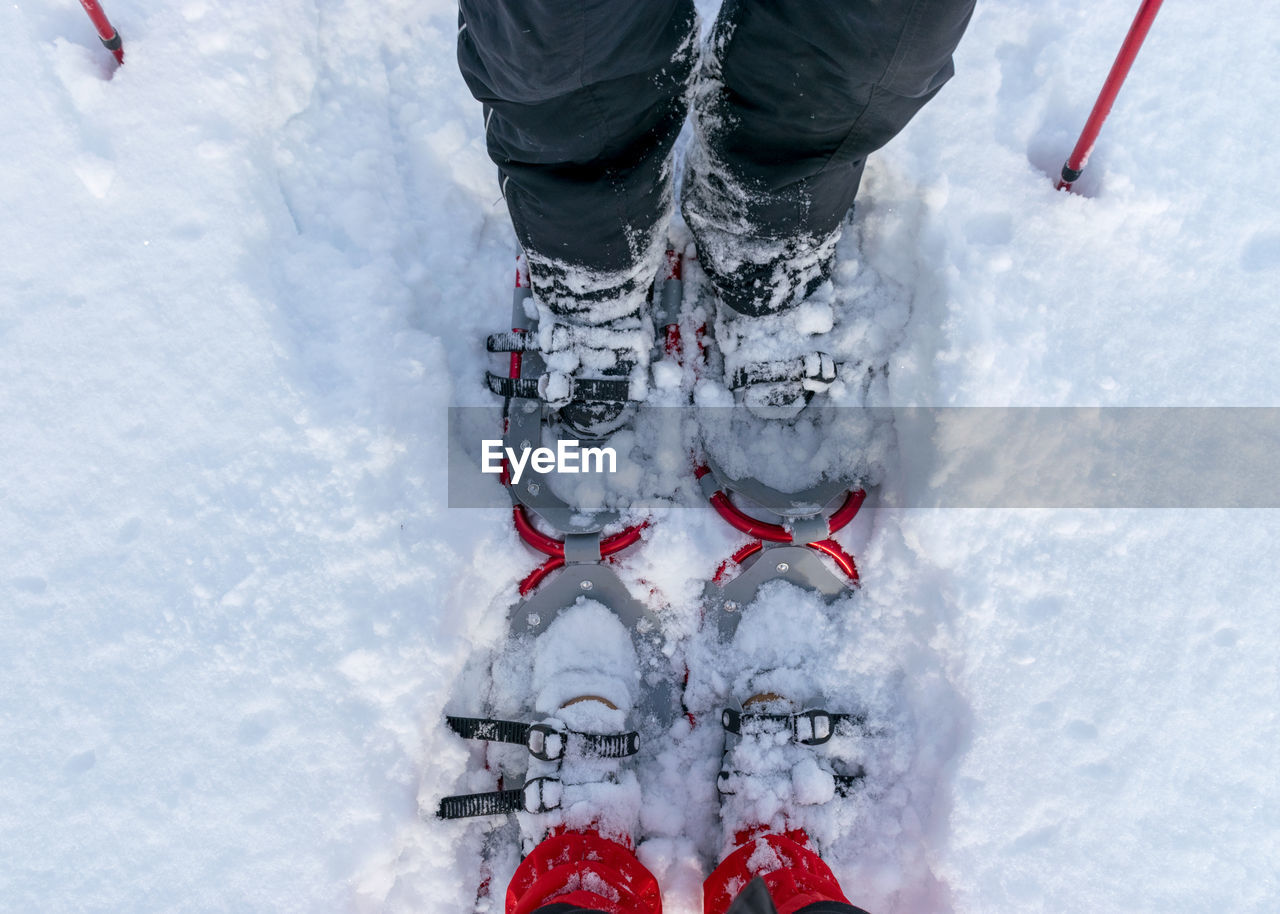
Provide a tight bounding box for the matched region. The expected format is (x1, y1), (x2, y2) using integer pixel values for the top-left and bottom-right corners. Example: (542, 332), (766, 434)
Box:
(79, 0), (124, 66)
(1056, 0), (1164, 192)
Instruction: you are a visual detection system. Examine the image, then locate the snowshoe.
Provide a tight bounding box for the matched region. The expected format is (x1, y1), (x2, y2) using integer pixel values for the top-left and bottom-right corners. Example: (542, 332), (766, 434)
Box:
(430, 250), (689, 911)
(685, 217), (900, 518)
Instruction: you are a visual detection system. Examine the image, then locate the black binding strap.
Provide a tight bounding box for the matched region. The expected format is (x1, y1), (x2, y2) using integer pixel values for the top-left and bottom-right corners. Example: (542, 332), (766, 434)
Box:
(717, 767), (866, 799)
(447, 715), (528, 745)
(486, 331), (538, 353)
(563, 729), (639, 759)
(720, 707), (862, 746)
(437, 788), (525, 819)
(446, 715), (639, 760)
(834, 772), (865, 796)
(730, 353), (837, 391)
(486, 374), (541, 399)
(437, 777), (564, 820)
(484, 373), (634, 403)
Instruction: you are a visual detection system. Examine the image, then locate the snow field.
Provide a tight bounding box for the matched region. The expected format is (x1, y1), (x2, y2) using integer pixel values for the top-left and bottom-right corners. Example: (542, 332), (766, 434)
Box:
(1, 1), (1277, 913)
(866, 3), (1280, 910)
(3, 0), (500, 910)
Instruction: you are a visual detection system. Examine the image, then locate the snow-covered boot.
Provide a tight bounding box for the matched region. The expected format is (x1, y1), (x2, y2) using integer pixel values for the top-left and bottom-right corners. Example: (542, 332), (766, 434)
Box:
(703, 834), (867, 914)
(706, 679), (870, 914)
(499, 600), (668, 914)
(715, 679), (866, 856)
(485, 252), (684, 536)
(487, 255), (655, 443)
(437, 599), (645, 848)
(506, 828), (662, 914)
(696, 580), (874, 914)
(437, 591), (679, 914)
(522, 600), (666, 914)
(515, 599), (644, 850)
(711, 292), (842, 419)
(530, 307), (651, 440)
(692, 276), (890, 517)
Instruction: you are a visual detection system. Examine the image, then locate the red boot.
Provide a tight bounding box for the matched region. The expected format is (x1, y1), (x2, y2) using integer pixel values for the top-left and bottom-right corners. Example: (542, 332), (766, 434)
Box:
(507, 828), (662, 914)
(505, 603), (657, 913)
(704, 828), (861, 914)
(708, 680), (871, 914)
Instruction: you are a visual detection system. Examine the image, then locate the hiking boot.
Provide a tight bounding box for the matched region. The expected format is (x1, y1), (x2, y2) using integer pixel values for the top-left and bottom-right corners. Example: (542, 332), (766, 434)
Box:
(711, 290), (841, 419)
(516, 599), (643, 852)
(486, 253), (660, 442)
(693, 273), (894, 514)
(709, 582), (868, 856)
(532, 308), (651, 440)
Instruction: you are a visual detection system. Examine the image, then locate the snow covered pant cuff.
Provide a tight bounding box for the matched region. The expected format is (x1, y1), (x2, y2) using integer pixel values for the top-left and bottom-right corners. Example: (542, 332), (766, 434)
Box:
(457, 0), (697, 317)
(682, 195), (841, 317)
(523, 245), (666, 328)
(703, 832), (860, 914)
(508, 830), (662, 914)
(681, 0), (975, 317)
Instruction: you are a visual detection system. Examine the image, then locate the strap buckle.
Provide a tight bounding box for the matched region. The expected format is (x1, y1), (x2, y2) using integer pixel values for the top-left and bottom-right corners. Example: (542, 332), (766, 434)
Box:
(435, 775), (569, 819)
(793, 709), (835, 745)
(526, 721), (568, 761)
(801, 352), (838, 392)
(522, 776), (563, 814)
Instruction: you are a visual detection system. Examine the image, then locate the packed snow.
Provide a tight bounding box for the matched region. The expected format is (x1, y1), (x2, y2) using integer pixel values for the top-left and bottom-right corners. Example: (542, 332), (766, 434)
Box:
(2, 1), (1278, 913)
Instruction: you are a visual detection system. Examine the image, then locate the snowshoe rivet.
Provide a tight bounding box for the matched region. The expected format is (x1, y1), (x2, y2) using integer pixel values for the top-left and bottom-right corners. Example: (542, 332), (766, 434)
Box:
(527, 482), (540, 495)
(520, 439), (532, 450)
(580, 580), (593, 591)
(776, 562), (790, 573)
(527, 612), (541, 627)
(724, 601), (738, 613)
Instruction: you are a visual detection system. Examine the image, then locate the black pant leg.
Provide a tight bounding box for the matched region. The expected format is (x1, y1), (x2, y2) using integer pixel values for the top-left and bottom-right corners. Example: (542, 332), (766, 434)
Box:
(457, 0), (697, 323)
(683, 0), (976, 315)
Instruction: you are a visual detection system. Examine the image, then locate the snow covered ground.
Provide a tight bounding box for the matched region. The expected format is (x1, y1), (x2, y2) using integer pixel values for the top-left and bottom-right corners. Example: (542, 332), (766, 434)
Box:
(3, 1), (1278, 912)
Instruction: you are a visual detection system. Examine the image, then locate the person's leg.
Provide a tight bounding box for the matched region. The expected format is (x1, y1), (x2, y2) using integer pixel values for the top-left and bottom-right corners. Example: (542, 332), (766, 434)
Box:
(683, 0), (976, 316)
(457, 0), (697, 322)
(704, 830), (871, 914)
(507, 829), (662, 914)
